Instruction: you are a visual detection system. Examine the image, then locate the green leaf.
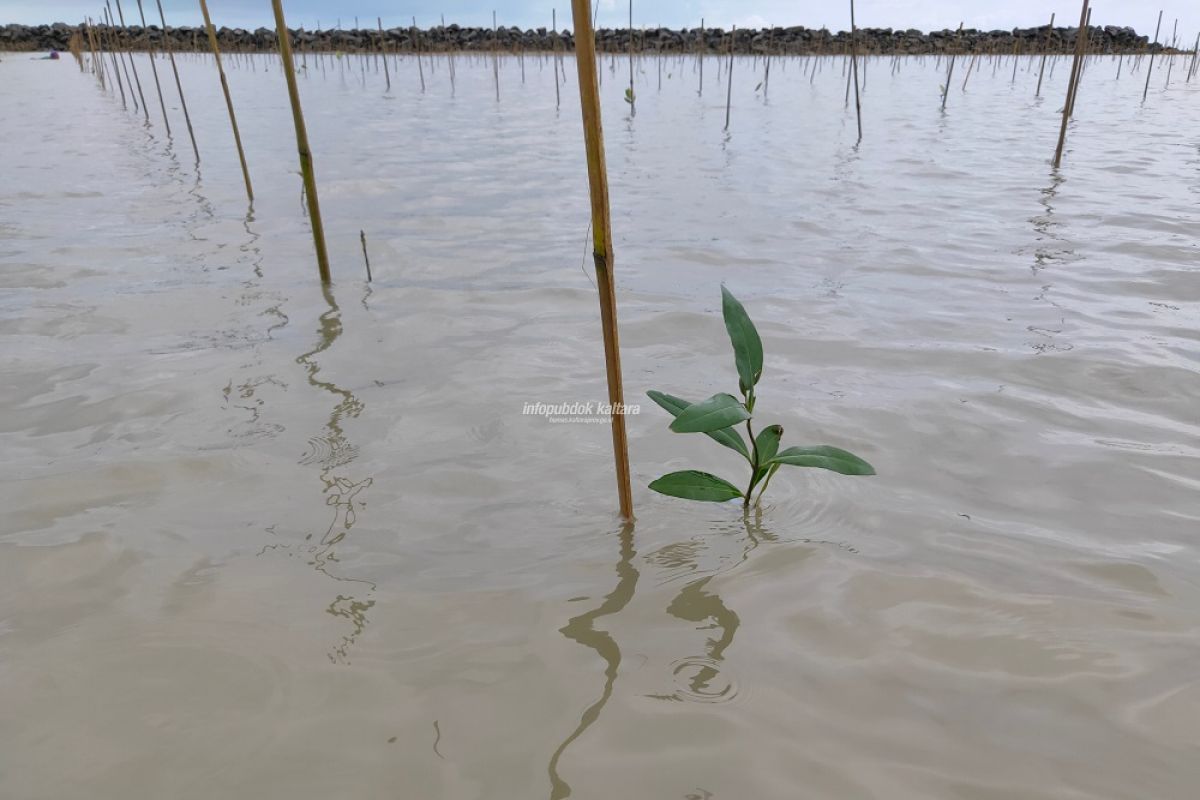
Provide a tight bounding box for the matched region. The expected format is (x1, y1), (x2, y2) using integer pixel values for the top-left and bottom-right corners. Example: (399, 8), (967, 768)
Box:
(721, 286), (764, 391)
(646, 390), (750, 459)
(769, 446), (876, 476)
(649, 470), (744, 502)
(669, 393), (750, 434)
(754, 424), (782, 465)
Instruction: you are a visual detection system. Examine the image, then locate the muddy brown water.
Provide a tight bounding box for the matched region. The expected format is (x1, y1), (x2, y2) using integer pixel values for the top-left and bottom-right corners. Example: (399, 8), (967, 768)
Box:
(1, 51), (1198, 799)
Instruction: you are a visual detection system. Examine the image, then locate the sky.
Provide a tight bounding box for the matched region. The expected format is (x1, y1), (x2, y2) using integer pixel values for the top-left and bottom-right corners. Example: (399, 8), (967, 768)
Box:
(5, 1), (1198, 43)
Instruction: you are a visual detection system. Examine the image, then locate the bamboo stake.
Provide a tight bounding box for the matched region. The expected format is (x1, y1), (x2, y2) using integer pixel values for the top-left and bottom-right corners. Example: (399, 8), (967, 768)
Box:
(627, 0), (634, 114)
(102, 8), (128, 109)
(113, 0), (149, 122)
(106, 4), (140, 114)
(412, 18), (425, 92)
(941, 23), (963, 111)
(199, 0), (253, 203)
(1163, 18), (1178, 88)
(1053, 0), (1090, 168)
(377, 18), (391, 91)
(698, 18), (704, 95)
(135, 0), (170, 134)
(1036, 13), (1055, 96)
(849, 0), (862, 141)
(360, 230), (372, 282)
(492, 10), (500, 101)
(1068, 8), (1091, 118)
(272, 0), (331, 283)
(552, 8), (560, 109)
(156, 0), (199, 161)
(724, 26), (734, 130)
(568, 0), (633, 520)
(1143, 10), (1162, 102)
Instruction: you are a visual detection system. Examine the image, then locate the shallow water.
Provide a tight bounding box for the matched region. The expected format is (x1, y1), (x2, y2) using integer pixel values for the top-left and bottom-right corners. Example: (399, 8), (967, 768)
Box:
(1, 50), (1198, 799)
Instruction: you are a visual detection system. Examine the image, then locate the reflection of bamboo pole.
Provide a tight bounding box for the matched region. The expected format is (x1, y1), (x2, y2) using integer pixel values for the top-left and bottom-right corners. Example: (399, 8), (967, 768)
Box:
(135, 0), (170, 134)
(156, 0), (200, 161)
(1053, 0), (1090, 168)
(272, 0), (331, 283)
(1142, 10), (1162, 102)
(569, 0), (633, 520)
(199, 0), (254, 203)
(1035, 13), (1055, 96)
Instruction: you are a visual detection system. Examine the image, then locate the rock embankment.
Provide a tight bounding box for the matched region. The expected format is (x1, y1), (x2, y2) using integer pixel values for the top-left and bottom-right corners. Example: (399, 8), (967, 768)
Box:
(1, 21), (1166, 55)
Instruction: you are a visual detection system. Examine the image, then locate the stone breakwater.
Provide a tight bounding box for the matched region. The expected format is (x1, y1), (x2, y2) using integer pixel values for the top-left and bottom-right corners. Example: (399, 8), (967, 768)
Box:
(1, 21), (1169, 55)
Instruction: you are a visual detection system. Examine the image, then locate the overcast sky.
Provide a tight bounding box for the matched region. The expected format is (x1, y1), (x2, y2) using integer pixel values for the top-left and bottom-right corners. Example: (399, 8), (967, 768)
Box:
(7, 1), (1198, 42)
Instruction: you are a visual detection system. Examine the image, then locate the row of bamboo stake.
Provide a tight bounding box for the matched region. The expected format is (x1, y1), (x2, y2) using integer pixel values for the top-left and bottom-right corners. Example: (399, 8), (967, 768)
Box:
(70, 1), (1197, 519)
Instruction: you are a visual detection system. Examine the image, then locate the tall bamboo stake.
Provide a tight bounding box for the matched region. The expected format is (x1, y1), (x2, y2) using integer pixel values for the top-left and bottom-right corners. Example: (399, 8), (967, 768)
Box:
(199, 0), (253, 203)
(377, 18), (391, 91)
(272, 0), (331, 283)
(106, 3), (140, 114)
(492, 10), (500, 101)
(1143, 10), (1163, 102)
(1035, 13), (1055, 96)
(1053, 0), (1090, 168)
(724, 26), (734, 130)
(412, 18), (425, 92)
(1068, 8), (1091, 118)
(569, 0), (633, 520)
(552, 8), (560, 109)
(941, 23), (963, 111)
(627, 0), (635, 114)
(1163, 18), (1178, 88)
(698, 18), (704, 95)
(102, 8), (128, 109)
(113, 0), (149, 122)
(849, 0), (862, 141)
(135, 0), (170, 134)
(156, 0), (199, 161)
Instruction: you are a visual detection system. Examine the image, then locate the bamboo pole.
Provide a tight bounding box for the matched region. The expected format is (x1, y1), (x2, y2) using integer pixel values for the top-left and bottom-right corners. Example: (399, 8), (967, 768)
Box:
(1053, 0), (1090, 168)
(1068, 9), (1091, 118)
(1163, 18), (1178, 88)
(492, 10), (500, 101)
(698, 18), (704, 95)
(941, 23), (963, 111)
(627, 0), (634, 114)
(113, 0), (149, 122)
(199, 0), (254, 203)
(135, 0), (170, 134)
(377, 18), (391, 91)
(156, 0), (199, 161)
(360, 230), (372, 282)
(552, 9), (560, 109)
(272, 0), (331, 283)
(724, 26), (734, 130)
(102, 8), (128, 109)
(1143, 10), (1162, 102)
(849, 0), (862, 141)
(569, 0), (633, 520)
(1035, 13), (1055, 96)
(106, 3), (140, 114)
(412, 18), (425, 92)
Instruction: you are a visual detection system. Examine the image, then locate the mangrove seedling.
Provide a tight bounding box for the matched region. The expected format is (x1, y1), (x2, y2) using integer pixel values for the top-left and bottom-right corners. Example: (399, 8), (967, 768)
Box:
(648, 287), (876, 509)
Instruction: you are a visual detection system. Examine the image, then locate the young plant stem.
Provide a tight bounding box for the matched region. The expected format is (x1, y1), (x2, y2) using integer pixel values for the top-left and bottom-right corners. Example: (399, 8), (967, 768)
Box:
(272, 0), (331, 283)
(743, 417), (759, 510)
(199, 0), (254, 203)
(569, 0), (634, 520)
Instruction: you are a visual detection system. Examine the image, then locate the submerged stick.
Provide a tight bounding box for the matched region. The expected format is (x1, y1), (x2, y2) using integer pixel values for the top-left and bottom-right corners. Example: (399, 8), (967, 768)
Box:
(569, 0), (634, 520)
(156, 0), (199, 161)
(1053, 0), (1091, 168)
(1143, 10), (1163, 102)
(199, 0), (253, 203)
(272, 0), (331, 283)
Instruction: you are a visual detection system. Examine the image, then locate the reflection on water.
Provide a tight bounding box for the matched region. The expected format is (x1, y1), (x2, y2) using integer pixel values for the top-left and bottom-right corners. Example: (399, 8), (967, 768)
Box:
(548, 522), (638, 800)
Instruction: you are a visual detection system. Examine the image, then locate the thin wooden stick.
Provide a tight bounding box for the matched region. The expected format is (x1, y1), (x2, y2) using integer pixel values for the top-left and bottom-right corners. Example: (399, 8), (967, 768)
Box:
(199, 0), (253, 203)
(724, 26), (734, 130)
(113, 0), (149, 122)
(377, 18), (391, 91)
(849, 0), (862, 141)
(698, 18), (704, 95)
(627, 0), (634, 114)
(941, 23), (963, 111)
(1035, 13), (1055, 96)
(156, 0), (199, 161)
(272, 0), (331, 283)
(1143, 10), (1163, 102)
(552, 8), (560, 109)
(1053, 0), (1090, 168)
(412, 17), (425, 92)
(360, 230), (372, 282)
(135, 0), (170, 134)
(102, 7), (128, 109)
(1068, 8), (1091, 118)
(492, 10), (500, 101)
(569, 0), (633, 520)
